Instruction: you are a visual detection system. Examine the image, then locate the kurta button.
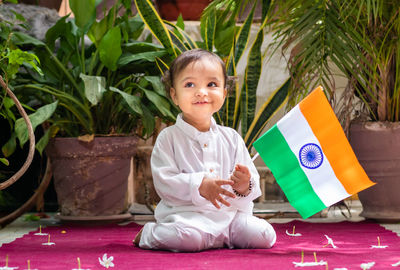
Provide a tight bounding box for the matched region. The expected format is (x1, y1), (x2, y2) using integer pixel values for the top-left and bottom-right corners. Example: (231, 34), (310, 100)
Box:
(203, 143), (208, 148)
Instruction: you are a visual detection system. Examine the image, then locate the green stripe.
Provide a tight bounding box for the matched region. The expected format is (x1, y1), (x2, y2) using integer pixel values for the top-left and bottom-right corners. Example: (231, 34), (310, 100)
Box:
(253, 125), (326, 219)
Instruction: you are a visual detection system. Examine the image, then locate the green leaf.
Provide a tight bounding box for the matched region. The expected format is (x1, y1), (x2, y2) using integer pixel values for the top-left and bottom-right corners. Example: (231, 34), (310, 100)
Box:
(214, 23), (235, 56)
(123, 15), (145, 40)
(109, 87), (143, 115)
(134, 0), (176, 57)
(164, 21), (198, 50)
(45, 15), (69, 51)
(140, 103), (155, 136)
(15, 101), (58, 148)
(118, 51), (167, 65)
(0, 158), (9, 166)
(99, 26), (122, 71)
(79, 73), (107, 106)
(3, 97), (16, 123)
(11, 32), (45, 47)
(87, 17), (108, 46)
(141, 87), (175, 119)
(69, 0), (96, 32)
(36, 125), (59, 156)
(2, 133), (16, 158)
(244, 78), (291, 149)
(144, 76), (166, 96)
(155, 57), (169, 75)
(10, 10), (26, 22)
(241, 26), (264, 136)
(234, 1), (256, 65)
(204, 8), (216, 51)
(7, 48), (43, 76)
(176, 14), (185, 30)
(24, 214), (40, 221)
(168, 29), (189, 53)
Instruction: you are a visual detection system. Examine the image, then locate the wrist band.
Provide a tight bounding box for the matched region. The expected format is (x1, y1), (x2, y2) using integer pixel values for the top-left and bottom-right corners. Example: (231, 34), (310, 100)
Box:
(233, 179), (252, 197)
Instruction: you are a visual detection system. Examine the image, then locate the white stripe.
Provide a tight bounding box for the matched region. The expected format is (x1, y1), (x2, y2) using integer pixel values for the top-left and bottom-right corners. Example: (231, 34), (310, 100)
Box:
(276, 105), (350, 207)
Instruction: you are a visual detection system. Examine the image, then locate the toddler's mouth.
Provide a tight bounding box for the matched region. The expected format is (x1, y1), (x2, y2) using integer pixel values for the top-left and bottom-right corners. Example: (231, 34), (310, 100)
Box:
(194, 101), (209, 105)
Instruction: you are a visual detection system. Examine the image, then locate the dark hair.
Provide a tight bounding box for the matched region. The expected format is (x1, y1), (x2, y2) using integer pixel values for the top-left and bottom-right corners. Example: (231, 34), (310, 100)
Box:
(162, 49), (235, 97)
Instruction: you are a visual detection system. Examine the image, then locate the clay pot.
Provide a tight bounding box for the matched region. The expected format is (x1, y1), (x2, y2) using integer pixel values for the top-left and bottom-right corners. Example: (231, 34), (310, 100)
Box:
(46, 136), (138, 218)
(349, 121), (400, 222)
(156, 0), (211, 21)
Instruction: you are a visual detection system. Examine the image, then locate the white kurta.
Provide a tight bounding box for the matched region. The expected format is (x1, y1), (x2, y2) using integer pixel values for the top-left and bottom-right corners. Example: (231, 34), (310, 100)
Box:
(150, 114), (262, 236)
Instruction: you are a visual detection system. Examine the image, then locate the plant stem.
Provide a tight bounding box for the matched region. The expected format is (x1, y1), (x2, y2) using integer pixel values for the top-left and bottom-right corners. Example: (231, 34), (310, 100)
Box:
(44, 46), (82, 94)
(81, 33), (86, 74)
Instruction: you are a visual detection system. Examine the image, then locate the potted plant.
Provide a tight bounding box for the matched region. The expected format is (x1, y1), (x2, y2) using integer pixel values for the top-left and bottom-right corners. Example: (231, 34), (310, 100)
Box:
(264, 0), (400, 221)
(0, 1), (59, 226)
(7, 0), (179, 221)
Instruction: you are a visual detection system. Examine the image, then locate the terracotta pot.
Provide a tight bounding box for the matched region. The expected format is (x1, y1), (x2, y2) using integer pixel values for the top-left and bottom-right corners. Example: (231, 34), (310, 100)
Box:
(134, 145), (160, 206)
(349, 121), (400, 222)
(156, 0), (211, 21)
(46, 136), (138, 217)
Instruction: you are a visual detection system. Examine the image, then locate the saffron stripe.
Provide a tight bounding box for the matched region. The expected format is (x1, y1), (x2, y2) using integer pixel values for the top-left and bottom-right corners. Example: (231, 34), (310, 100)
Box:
(253, 124), (326, 219)
(299, 87), (375, 194)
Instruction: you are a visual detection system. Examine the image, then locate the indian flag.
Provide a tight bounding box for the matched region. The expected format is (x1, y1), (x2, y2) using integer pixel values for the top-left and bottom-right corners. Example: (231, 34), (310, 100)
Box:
(253, 86), (375, 219)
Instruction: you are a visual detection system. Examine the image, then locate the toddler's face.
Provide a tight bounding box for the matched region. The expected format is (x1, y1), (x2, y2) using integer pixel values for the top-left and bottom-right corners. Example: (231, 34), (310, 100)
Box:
(170, 57), (226, 131)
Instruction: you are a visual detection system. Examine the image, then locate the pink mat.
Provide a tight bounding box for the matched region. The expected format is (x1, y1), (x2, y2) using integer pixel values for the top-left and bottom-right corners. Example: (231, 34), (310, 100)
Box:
(1, 220), (400, 269)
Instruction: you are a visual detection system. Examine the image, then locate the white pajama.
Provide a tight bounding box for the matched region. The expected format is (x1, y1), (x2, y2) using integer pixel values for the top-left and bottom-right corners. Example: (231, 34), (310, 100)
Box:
(139, 114), (276, 252)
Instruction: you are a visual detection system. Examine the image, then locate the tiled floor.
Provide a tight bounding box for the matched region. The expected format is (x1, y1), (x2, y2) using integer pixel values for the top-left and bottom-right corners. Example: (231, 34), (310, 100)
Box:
(0, 200), (399, 247)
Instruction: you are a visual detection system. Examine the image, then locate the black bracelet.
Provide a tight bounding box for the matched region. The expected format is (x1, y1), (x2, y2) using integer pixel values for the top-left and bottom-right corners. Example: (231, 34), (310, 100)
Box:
(233, 179), (252, 197)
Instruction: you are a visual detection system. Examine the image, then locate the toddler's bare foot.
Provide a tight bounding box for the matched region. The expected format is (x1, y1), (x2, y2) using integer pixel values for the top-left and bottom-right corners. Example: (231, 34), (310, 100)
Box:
(133, 227), (143, 247)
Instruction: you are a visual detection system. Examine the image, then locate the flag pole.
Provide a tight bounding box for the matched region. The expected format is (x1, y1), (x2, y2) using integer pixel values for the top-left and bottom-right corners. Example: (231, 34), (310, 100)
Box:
(251, 152), (259, 162)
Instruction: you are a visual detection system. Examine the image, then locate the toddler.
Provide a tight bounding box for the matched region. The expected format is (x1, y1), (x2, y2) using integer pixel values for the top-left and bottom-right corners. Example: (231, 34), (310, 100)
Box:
(134, 49), (276, 252)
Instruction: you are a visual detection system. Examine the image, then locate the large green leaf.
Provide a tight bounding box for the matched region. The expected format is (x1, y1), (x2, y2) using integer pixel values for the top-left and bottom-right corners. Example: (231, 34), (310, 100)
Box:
(45, 15), (69, 51)
(109, 87), (143, 115)
(168, 29), (189, 53)
(244, 79), (291, 149)
(241, 25), (264, 135)
(87, 16), (108, 46)
(69, 0), (96, 32)
(79, 73), (107, 106)
(204, 8), (216, 51)
(134, 0), (176, 57)
(140, 103), (155, 137)
(15, 101), (58, 147)
(118, 51), (167, 66)
(140, 86), (176, 119)
(234, 1), (256, 65)
(99, 26), (122, 71)
(144, 76), (167, 96)
(164, 21), (198, 50)
(11, 32), (45, 47)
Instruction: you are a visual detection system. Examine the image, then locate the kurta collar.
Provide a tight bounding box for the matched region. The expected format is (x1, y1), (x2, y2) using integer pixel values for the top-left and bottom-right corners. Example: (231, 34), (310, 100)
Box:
(176, 113), (217, 140)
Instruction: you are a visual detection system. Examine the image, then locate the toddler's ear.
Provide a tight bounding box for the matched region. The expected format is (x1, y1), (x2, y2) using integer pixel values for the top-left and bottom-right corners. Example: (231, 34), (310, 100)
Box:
(223, 88), (227, 99)
(170, 88), (179, 105)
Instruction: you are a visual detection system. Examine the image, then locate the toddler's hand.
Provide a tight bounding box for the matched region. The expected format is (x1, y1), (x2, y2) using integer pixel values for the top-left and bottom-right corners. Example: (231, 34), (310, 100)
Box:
(199, 178), (235, 209)
(230, 164), (251, 195)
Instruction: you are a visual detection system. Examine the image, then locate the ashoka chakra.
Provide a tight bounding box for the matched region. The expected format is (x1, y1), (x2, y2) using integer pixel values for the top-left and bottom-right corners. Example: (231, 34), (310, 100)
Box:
(299, 143), (323, 169)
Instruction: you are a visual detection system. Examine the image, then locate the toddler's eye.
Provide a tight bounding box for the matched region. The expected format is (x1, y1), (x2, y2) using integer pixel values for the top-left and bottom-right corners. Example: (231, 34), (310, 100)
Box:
(208, 82), (217, 87)
(184, 82), (194, 88)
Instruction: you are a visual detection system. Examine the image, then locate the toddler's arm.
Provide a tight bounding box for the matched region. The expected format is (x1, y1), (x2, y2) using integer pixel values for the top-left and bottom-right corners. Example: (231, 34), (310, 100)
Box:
(230, 164), (251, 196)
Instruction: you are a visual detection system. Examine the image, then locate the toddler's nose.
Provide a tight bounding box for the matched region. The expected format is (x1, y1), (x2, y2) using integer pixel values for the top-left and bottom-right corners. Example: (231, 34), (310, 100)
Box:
(195, 87), (208, 96)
